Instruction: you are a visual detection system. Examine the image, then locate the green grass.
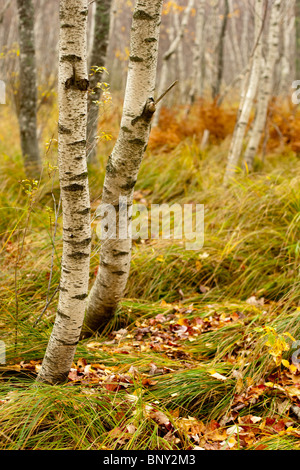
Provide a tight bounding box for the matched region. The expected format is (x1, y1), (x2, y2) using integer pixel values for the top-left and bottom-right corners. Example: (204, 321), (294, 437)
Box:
(1, 101), (300, 449)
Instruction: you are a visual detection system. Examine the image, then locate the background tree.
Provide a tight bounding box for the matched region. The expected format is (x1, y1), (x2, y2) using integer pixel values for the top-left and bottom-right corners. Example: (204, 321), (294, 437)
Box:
(16, 0), (41, 178)
(152, 0), (194, 128)
(37, 0), (91, 385)
(83, 0), (164, 336)
(188, 0), (206, 107)
(223, 0), (265, 185)
(212, 0), (229, 99)
(244, 0), (281, 170)
(296, 0), (300, 79)
(87, 0), (112, 162)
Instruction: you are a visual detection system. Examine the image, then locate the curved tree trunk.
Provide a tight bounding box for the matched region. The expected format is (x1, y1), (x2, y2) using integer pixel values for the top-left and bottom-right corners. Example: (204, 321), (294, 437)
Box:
(243, 0), (281, 170)
(82, 0), (163, 336)
(37, 0), (91, 385)
(87, 0), (112, 162)
(17, 0), (41, 178)
(223, 0), (264, 185)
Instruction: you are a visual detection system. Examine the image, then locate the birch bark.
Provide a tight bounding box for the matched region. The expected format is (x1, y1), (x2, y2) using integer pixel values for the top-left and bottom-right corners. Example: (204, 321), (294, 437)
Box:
(37, 0), (91, 384)
(152, 0), (194, 128)
(243, 0), (281, 170)
(223, 0), (264, 185)
(82, 0), (163, 336)
(87, 0), (112, 162)
(17, 0), (41, 178)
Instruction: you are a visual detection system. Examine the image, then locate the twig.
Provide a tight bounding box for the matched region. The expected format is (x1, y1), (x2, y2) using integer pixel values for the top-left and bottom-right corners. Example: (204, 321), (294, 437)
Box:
(34, 284), (60, 326)
(155, 80), (178, 106)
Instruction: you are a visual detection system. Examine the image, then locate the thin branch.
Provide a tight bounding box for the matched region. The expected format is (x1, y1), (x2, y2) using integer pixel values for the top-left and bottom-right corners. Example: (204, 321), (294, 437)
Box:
(155, 80), (178, 106)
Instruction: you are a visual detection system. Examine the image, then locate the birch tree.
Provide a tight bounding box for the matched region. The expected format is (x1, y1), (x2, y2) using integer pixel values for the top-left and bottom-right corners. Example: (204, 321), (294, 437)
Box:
(296, 0), (300, 79)
(87, 0), (112, 162)
(82, 0), (163, 336)
(152, 0), (194, 128)
(37, 0), (91, 384)
(188, 0), (206, 106)
(212, 0), (229, 99)
(17, 0), (41, 178)
(244, 0), (281, 170)
(223, 0), (265, 185)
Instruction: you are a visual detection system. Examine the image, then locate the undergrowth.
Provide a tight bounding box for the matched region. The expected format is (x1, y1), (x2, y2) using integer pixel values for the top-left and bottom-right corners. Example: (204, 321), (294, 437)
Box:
(1, 97), (300, 450)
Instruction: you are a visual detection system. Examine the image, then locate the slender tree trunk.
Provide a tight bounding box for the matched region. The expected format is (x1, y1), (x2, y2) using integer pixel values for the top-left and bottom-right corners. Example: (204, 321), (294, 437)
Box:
(0, 0), (11, 24)
(212, 0), (229, 99)
(82, 0), (163, 336)
(87, 0), (112, 162)
(17, 0), (41, 178)
(279, 1), (294, 94)
(188, 0), (206, 106)
(296, 0), (300, 79)
(241, 3), (250, 67)
(223, 0), (264, 185)
(243, 0), (281, 170)
(37, 0), (91, 385)
(152, 0), (194, 128)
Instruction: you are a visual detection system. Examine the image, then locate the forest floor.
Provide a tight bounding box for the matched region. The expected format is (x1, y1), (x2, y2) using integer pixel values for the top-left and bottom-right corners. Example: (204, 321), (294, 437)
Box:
(1, 97), (300, 450)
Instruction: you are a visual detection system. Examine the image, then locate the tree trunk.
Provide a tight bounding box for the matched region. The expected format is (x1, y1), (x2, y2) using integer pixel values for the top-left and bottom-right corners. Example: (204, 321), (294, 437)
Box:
(87, 0), (112, 162)
(296, 0), (300, 79)
(212, 0), (229, 99)
(223, 0), (264, 185)
(227, 0), (243, 72)
(152, 0), (194, 128)
(243, 0), (281, 170)
(16, 0), (41, 179)
(188, 0), (206, 106)
(82, 0), (163, 336)
(36, 0), (91, 385)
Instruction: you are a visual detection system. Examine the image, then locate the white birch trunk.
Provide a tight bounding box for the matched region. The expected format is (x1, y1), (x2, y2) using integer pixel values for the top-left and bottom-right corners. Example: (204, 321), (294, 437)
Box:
(223, 0), (264, 185)
(243, 0), (281, 170)
(83, 0), (163, 335)
(152, 0), (194, 128)
(37, 0), (91, 384)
